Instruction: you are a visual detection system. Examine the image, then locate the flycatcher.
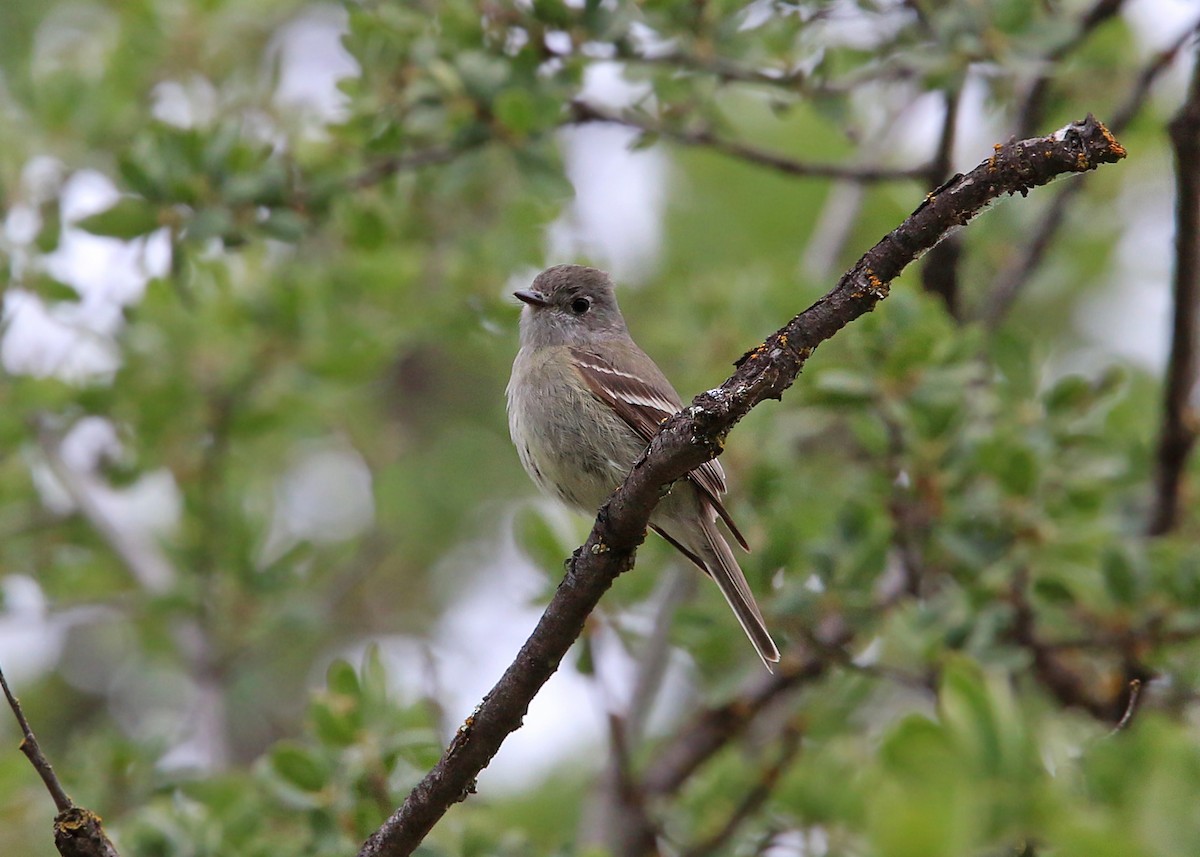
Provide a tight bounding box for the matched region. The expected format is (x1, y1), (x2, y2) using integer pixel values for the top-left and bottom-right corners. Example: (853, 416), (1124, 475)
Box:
(506, 264), (780, 668)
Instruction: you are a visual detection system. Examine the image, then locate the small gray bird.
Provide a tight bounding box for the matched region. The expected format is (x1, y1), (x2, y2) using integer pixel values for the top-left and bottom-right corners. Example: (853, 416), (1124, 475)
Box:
(506, 264), (781, 668)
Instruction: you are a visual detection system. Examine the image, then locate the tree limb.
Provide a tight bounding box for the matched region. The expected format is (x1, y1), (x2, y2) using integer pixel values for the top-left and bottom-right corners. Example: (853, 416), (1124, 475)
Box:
(920, 85), (964, 317)
(641, 645), (830, 798)
(982, 21), (1199, 326)
(1, 664), (122, 857)
(679, 721), (804, 857)
(568, 100), (929, 183)
(355, 114), (1126, 857)
(1148, 39), (1200, 535)
(1014, 0), (1128, 139)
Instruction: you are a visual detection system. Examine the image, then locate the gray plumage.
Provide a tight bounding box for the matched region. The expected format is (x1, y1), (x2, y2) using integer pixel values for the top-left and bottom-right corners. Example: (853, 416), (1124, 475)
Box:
(506, 264), (780, 668)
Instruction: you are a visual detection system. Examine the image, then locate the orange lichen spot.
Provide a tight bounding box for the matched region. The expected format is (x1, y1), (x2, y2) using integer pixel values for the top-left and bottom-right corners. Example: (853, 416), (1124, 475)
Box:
(1097, 120), (1127, 158)
(1076, 152), (1089, 170)
(993, 143), (1003, 152)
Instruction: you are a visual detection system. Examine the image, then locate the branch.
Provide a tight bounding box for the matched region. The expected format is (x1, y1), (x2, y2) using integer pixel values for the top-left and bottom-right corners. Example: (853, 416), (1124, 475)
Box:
(1014, 0), (1128, 139)
(568, 101), (929, 183)
(355, 115), (1126, 857)
(642, 646), (830, 797)
(982, 20), (1199, 325)
(920, 85), (964, 317)
(615, 47), (810, 92)
(1111, 678), (1144, 733)
(577, 570), (694, 853)
(1, 664), (122, 857)
(1006, 569), (1150, 723)
(1148, 39), (1200, 535)
(346, 139), (491, 192)
(679, 721), (804, 857)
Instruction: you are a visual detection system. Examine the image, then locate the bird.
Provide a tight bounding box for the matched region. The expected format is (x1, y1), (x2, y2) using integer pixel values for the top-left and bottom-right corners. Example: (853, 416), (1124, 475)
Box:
(506, 264), (780, 668)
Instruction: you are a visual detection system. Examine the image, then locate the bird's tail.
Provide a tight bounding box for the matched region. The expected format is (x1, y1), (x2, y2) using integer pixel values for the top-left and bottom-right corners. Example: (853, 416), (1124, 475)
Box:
(697, 517), (781, 670)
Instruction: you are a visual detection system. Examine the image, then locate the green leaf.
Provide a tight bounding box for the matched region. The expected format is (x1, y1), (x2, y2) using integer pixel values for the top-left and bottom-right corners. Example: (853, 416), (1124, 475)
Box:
(1101, 548), (1138, 605)
(259, 209), (306, 243)
(270, 743), (328, 792)
(326, 658), (361, 698)
(494, 89), (537, 136)
(35, 277), (80, 303)
(35, 202), (61, 253)
(1033, 576), (1075, 605)
(185, 207), (236, 243)
(75, 196), (161, 239)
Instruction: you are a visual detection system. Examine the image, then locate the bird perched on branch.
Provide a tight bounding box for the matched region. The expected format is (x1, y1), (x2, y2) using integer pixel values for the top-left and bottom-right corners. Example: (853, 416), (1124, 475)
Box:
(506, 264), (780, 669)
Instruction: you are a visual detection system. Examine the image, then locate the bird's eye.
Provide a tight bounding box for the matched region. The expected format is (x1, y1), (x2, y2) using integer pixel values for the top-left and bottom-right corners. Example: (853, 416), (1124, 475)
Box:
(570, 297), (591, 314)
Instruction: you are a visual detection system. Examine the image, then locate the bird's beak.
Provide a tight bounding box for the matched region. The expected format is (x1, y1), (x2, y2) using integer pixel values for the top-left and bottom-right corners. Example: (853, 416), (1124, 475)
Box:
(513, 289), (550, 307)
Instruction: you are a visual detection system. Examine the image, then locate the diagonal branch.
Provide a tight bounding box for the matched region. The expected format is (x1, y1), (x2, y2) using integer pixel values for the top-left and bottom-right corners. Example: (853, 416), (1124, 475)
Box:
(920, 84), (964, 317)
(1148, 39), (1200, 535)
(1, 664), (122, 857)
(568, 100), (929, 183)
(680, 720), (805, 857)
(1014, 0), (1128, 139)
(355, 115), (1126, 857)
(982, 21), (1199, 326)
(1, 663), (73, 813)
(642, 645), (829, 798)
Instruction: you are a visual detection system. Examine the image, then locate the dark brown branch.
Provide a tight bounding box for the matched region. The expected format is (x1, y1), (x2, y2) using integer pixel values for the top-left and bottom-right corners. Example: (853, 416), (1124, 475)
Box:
(1006, 571), (1113, 720)
(347, 139), (490, 191)
(1006, 569), (1149, 723)
(1015, 0), (1127, 139)
(982, 21), (1199, 326)
(680, 721), (804, 857)
(615, 47), (810, 91)
(1, 663), (72, 812)
(921, 85), (964, 317)
(568, 101), (929, 183)
(1148, 39), (1200, 535)
(1, 664), (122, 857)
(355, 115), (1126, 857)
(605, 711), (661, 857)
(879, 409), (931, 598)
(642, 647), (829, 797)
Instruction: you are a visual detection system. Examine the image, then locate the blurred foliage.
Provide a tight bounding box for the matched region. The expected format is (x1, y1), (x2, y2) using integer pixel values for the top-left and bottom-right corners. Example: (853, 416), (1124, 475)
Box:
(1, 0), (1199, 855)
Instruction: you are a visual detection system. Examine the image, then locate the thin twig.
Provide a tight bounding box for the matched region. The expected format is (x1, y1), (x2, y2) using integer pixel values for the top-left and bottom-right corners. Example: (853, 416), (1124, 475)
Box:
(1, 664), (123, 857)
(982, 21), (1200, 326)
(1006, 569), (1146, 722)
(347, 139), (491, 192)
(0, 663), (72, 812)
(605, 711), (661, 857)
(1148, 37), (1200, 535)
(642, 646), (829, 797)
(921, 85), (964, 317)
(1015, 0), (1128, 139)
(1112, 679), (1144, 733)
(356, 115), (1126, 857)
(617, 47), (810, 91)
(568, 100), (929, 183)
(680, 722), (804, 857)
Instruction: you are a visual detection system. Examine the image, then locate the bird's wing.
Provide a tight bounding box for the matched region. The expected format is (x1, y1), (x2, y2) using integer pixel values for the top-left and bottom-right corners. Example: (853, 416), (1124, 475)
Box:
(569, 346), (750, 551)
